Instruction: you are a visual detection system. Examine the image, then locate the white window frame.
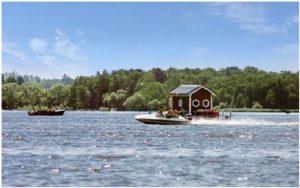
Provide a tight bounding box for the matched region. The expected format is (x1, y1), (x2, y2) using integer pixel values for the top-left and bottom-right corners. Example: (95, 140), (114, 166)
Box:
(178, 98), (183, 107)
(202, 99), (210, 108)
(192, 99), (200, 108)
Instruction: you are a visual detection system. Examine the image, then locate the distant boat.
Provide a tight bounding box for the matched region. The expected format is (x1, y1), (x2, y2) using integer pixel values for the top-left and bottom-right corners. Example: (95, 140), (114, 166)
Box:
(110, 108), (117, 111)
(135, 113), (191, 125)
(28, 109), (65, 116)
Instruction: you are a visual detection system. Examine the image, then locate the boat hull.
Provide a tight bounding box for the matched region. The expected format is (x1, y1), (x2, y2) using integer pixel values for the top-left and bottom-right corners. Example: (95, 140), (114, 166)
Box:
(135, 114), (190, 125)
(28, 110), (65, 116)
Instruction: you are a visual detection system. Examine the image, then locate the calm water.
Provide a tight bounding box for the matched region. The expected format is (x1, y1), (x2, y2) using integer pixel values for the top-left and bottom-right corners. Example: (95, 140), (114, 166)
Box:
(2, 111), (299, 186)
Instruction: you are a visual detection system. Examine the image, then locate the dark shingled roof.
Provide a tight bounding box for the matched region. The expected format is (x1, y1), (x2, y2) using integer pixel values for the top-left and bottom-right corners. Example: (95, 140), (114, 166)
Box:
(170, 85), (216, 96)
(170, 85), (202, 95)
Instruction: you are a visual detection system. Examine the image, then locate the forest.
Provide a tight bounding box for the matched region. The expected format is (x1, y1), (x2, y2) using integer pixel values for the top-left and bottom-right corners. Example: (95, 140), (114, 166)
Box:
(2, 66), (299, 111)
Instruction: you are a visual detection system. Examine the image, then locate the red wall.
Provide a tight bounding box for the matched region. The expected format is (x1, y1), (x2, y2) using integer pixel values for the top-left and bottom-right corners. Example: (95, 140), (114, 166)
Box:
(191, 88), (211, 110)
(171, 88), (212, 112)
(172, 96), (189, 112)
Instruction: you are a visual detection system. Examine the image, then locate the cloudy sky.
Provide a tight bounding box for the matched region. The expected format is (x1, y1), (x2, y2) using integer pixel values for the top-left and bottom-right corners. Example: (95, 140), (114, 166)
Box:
(2, 2), (299, 78)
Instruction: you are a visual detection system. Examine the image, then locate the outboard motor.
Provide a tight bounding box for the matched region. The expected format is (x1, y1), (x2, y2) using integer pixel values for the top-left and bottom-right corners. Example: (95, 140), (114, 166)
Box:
(185, 114), (193, 121)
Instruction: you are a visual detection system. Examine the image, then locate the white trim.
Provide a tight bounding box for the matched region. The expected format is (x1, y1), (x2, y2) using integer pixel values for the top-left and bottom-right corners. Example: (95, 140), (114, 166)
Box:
(178, 98), (183, 108)
(210, 94), (213, 109)
(170, 85), (216, 96)
(192, 99), (200, 108)
(189, 85), (216, 96)
(202, 99), (210, 108)
(189, 94), (191, 114)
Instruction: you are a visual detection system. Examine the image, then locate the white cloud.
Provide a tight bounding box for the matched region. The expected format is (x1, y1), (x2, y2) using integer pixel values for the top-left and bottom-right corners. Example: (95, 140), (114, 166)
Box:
(29, 38), (48, 53)
(54, 29), (87, 62)
(3, 29), (90, 78)
(38, 55), (57, 66)
(191, 47), (209, 55)
(239, 23), (277, 34)
(55, 29), (67, 38)
(216, 3), (266, 23)
(292, 15), (299, 24)
(80, 39), (89, 47)
(275, 44), (298, 56)
(273, 44), (299, 71)
(291, 15), (299, 24)
(209, 3), (278, 34)
(286, 14), (299, 26)
(3, 41), (31, 63)
(76, 30), (84, 36)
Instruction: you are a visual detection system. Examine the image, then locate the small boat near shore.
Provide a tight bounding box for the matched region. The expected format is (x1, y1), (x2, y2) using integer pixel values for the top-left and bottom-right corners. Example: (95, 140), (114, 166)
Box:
(28, 109), (65, 116)
(135, 113), (191, 125)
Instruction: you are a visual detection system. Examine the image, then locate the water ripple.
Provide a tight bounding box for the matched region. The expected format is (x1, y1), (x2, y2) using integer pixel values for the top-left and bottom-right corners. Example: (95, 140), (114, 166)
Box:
(2, 111), (299, 187)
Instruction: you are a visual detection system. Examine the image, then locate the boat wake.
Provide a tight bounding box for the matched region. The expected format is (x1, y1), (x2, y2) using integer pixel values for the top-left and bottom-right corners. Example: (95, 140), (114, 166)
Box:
(191, 118), (299, 126)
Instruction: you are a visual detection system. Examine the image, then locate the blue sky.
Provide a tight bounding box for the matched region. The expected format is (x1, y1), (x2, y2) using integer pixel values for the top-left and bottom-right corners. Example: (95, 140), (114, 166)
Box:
(2, 2), (299, 78)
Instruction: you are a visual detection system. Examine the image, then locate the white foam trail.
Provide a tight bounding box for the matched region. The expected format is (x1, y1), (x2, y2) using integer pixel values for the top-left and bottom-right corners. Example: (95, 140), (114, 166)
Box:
(191, 118), (299, 126)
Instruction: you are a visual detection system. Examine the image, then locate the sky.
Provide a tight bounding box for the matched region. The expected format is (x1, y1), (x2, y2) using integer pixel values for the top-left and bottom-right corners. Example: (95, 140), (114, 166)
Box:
(2, 2), (299, 78)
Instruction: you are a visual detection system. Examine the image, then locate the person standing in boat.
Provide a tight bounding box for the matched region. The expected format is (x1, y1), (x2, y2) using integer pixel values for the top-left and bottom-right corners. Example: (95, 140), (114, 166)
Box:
(158, 106), (164, 116)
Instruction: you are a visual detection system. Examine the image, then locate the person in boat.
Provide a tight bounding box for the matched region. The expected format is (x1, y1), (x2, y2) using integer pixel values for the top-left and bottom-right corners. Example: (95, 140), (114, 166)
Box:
(158, 106), (164, 116)
(166, 107), (176, 118)
(47, 106), (55, 112)
(174, 110), (179, 118)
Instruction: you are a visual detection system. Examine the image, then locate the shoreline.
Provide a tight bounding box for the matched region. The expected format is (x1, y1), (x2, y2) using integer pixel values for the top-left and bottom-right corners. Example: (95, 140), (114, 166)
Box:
(2, 108), (299, 113)
(218, 108), (299, 113)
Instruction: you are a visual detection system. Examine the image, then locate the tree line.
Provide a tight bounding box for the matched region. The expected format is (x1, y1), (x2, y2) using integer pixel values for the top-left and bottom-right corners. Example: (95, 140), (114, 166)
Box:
(3, 72), (74, 88)
(2, 66), (299, 110)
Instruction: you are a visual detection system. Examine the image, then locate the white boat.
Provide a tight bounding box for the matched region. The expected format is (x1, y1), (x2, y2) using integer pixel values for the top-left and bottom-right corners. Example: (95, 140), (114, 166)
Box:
(135, 113), (191, 125)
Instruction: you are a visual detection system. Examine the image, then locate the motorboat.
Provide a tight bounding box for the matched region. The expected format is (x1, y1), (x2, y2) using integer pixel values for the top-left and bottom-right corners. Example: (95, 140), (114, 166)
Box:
(28, 109), (65, 116)
(135, 113), (191, 125)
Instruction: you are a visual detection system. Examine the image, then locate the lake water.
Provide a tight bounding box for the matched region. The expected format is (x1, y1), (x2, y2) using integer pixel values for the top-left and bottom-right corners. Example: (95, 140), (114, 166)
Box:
(2, 111), (299, 186)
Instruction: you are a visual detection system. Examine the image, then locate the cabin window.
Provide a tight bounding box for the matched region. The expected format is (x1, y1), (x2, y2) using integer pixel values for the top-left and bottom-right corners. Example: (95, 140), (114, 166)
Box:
(202, 99), (210, 108)
(192, 99), (200, 107)
(178, 99), (183, 107)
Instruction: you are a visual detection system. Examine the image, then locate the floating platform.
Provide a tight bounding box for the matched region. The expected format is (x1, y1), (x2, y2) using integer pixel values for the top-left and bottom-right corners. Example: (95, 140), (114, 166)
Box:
(179, 109), (220, 118)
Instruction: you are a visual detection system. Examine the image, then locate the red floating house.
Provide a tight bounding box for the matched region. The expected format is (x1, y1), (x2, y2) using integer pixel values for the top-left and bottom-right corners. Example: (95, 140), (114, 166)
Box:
(170, 85), (219, 117)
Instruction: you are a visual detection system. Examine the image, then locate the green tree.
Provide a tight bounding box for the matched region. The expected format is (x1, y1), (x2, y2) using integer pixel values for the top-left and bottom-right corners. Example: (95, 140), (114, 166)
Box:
(252, 101), (263, 109)
(48, 84), (70, 107)
(147, 99), (162, 110)
(123, 92), (148, 110)
(95, 70), (110, 107)
(152, 68), (167, 83)
(2, 83), (20, 109)
(2, 66), (299, 111)
(235, 93), (245, 108)
(61, 74), (73, 85)
(21, 82), (44, 110)
(6, 76), (17, 83)
(103, 89), (127, 109)
(68, 86), (77, 109)
(17, 76), (25, 85)
(265, 89), (276, 108)
(76, 85), (91, 109)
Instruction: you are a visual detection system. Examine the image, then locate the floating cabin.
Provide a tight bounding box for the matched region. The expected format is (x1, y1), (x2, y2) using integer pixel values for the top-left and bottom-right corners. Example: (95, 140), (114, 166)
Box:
(170, 85), (219, 117)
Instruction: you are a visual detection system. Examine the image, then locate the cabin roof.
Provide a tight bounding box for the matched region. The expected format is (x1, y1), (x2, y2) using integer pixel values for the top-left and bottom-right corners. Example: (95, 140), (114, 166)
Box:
(170, 85), (216, 96)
